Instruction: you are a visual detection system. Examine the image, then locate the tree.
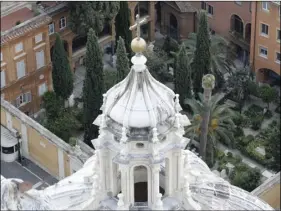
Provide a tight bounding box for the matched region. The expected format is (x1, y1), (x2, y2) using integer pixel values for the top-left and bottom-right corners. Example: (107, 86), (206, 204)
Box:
(174, 45), (192, 106)
(68, 2), (120, 36)
(267, 122), (280, 172)
(183, 33), (235, 89)
(104, 69), (117, 92)
(191, 11), (211, 94)
(144, 46), (171, 83)
(116, 37), (130, 83)
(114, 1), (132, 56)
(83, 29), (104, 145)
(162, 36), (179, 56)
(185, 92), (235, 166)
(225, 66), (257, 113)
(230, 166), (261, 192)
(52, 33), (73, 101)
(259, 84), (277, 109)
(42, 91), (63, 119)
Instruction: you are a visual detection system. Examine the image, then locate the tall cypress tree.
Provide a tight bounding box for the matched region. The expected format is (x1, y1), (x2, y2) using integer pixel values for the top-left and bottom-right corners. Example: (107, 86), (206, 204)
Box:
(174, 45), (192, 106)
(83, 28), (104, 146)
(116, 37), (130, 83)
(114, 1), (132, 57)
(52, 33), (73, 101)
(192, 11), (211, 95)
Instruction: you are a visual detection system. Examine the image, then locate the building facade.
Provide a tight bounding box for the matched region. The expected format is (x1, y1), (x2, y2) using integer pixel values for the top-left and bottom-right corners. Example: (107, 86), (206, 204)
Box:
(1, 5), (53, 115)
(250, 1), (280, 83)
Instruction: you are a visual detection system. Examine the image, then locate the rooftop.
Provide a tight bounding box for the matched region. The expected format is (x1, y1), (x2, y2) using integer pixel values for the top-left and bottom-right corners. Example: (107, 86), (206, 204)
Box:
(1, 7), (39, 32)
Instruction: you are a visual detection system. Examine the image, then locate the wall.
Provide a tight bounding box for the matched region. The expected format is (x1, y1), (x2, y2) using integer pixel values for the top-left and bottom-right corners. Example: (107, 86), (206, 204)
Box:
(190, 1), (252, 39)
(250, 2), (280, 79)
(1, 25), (52, 114)
(0, 99), (92, 180)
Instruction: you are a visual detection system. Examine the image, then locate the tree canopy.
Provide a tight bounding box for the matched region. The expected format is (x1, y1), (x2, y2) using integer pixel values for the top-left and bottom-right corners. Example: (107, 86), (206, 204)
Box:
(114, 1), (132, 56)
(116, 36), (130, 83)
(83, 28), (104, 145)
(68, 2), (120, 36)
(51, 33), (73, 101)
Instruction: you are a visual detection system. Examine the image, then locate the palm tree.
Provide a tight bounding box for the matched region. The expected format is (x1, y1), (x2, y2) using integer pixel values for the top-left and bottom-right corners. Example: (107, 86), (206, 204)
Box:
(184, 92), (236, 165)
(182, 33), (236, 88)
(225, 66), (257, 113)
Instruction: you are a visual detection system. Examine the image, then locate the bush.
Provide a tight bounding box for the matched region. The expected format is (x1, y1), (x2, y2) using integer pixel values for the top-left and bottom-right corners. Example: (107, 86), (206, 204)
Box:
(69, 137), (77, 146)
(216, 150), (225, 160)
(248, 81), (259, 97)
(251, 116), (263, 130)
(233, 114), (243, 126)
(264, 110), (273, 119)
(227, 152), (233, 158)
(234, 126), (244, 137)
(234, 155), (242, 164)
(43, 91), (63, 119)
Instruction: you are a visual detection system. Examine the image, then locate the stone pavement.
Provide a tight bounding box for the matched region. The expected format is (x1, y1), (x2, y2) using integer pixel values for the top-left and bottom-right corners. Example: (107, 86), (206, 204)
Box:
(1, 158), (58, 190)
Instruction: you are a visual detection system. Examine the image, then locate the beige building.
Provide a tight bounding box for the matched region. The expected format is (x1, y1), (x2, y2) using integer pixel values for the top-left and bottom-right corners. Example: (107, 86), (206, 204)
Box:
(250, 1), (280, 83)
(252, 172), (280, 209)
(1, 99), (93, 180)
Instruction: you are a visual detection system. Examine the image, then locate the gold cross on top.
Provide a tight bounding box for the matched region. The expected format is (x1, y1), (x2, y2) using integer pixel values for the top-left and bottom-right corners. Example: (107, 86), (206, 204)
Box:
(129, 14), (149, 40)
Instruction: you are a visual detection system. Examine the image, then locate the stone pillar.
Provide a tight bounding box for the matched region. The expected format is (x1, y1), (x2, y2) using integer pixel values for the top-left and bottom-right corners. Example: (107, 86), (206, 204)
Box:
(152, 165), (161, 205)
(120, 166), (129, 205)
(99, 149), (109, 198)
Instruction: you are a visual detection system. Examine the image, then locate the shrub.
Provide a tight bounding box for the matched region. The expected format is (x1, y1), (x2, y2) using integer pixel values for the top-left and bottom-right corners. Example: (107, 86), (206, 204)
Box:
(234, 155), (242, 164)
(69, 137), (77, 146)
(227, 152), (233, 158)
(104, 69), (117, 91)
(216, 150), (225, 160)
(233, 114), (243, 126)
(248, 81), (259, 97)
(234, 126), (244, 137)
(251, 116), (263, 130)
(264, 110), (273, 119)
(43, 91), (63, 119)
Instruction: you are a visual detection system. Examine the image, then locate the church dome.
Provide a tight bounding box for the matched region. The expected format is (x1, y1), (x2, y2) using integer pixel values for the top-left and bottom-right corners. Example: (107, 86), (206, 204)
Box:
(102, 54), (179, 139)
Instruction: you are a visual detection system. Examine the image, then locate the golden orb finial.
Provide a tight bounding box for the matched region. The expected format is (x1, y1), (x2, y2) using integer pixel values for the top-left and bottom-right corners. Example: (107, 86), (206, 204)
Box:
(131, 37), (147, 53)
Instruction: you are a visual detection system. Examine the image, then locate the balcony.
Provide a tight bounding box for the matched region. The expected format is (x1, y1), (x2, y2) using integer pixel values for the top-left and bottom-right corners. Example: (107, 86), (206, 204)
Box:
(229, 30), (250, 50)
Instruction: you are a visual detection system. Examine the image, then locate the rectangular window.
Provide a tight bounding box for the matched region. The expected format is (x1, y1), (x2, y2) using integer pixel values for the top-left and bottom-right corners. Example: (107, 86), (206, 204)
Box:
(207, 5), (214, 15)
(48, 23), (55, 35)
(276, 52), (281, 63)
(35, 33), (43, 43)
(38, 83), (47, 96)
(277, 29), (281, 41)
(1, 71), (5, 88)
(16, 92), (31, 108)
(259, 46), (268, 58)
(262, 2), (269, 11)
(261, 23), (269, 36)
(36, 50), (45, 69)
(59, 17), (66, 30)
(15, 42), (23, 53)
(201, 1), (207, 10)
(16, 60), (26, 79)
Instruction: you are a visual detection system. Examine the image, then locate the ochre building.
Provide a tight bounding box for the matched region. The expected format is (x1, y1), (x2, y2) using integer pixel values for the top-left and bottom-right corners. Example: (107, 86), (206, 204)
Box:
(250, 1), (280, 83)
(1, 4), (52, 115)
